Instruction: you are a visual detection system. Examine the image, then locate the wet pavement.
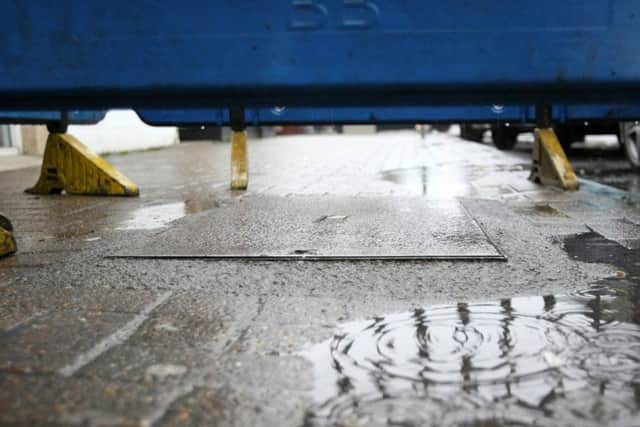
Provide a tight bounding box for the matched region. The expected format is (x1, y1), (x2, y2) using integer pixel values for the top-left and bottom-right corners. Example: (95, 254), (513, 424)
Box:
(1, 129), (640, 426)
(114, 197), (504, 260)
(302, 234), (640, 427)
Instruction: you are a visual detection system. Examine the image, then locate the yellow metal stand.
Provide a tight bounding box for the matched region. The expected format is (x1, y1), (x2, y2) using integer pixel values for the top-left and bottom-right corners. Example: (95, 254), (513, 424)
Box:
(230, 130), (248, 190)
(530, 128), (579, 191)
(26, 133), (139, 196)
(0, 214), (16, 257)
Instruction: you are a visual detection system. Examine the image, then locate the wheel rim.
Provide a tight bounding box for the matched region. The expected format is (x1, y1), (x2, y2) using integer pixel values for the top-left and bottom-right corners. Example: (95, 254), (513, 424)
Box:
(623, 122), (640, 167)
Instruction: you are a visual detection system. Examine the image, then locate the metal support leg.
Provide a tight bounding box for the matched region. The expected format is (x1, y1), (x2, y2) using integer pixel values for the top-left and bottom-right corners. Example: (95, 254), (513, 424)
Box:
(0, 214), (16, 257)
(25, 133), (139, 196)
(230, 107), (248, 190)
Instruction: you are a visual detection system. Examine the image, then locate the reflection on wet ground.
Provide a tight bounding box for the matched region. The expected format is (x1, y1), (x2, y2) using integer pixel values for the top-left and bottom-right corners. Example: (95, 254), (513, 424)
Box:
(380, 164), (529, 199)
(577, 165), (640, 194)
(116, 202), (187, 230)
(302, 232), (640, 427)
(115, 199), (220, 230)
(571, 138), (638, 193)
(303, 286), (640, 427)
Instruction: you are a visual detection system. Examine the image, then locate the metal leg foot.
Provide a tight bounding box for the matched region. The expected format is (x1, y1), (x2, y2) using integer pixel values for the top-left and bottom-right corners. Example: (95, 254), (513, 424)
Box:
(25, 133), (139, 196)
(529, 128), (579, 191)
(230, 130), (248, 190)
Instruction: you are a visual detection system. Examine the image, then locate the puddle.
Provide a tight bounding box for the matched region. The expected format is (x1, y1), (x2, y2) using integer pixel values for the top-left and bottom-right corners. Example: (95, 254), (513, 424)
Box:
(302, 233), (640, 427)
(115, 198), (222, 231)
(380, 166), (471, 198)
(116, 202), (187, 230)
(563, 231), (640, 279)
(302, 286), (640, 427)
(380, 164), (529, 198)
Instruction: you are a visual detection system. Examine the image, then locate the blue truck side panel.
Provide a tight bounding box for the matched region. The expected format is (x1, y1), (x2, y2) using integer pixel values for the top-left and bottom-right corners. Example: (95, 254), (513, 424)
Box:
(3, 105), (640, 127)
(136, 105), (640, 126)
(1, 1), (640, 109)
(0, 111), (106, 125)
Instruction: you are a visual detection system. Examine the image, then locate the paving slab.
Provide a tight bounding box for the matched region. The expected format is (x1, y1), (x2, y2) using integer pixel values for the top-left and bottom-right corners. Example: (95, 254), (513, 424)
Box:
(0, 372), (178, 426)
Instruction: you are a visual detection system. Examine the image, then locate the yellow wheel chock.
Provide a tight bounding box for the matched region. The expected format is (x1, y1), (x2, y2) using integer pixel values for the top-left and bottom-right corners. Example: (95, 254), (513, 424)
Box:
(230, 130), (248, 190)
(529, 128), (579, 191)
(25, 133), (139, 196)
(0, 214), (17, 257)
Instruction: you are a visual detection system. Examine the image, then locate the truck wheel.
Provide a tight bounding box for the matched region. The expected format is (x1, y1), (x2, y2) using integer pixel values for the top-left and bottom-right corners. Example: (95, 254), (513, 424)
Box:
(620, 122), (640, 170)
(491, 124), (517, 150)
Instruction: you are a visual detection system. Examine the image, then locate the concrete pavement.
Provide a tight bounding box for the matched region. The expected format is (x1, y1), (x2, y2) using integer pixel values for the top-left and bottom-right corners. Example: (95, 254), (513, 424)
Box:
(1, 130), (639, 426)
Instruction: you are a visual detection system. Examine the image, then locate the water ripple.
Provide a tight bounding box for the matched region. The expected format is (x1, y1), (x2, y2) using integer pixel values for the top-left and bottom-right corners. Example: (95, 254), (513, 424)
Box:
(302, 285), (640, 427)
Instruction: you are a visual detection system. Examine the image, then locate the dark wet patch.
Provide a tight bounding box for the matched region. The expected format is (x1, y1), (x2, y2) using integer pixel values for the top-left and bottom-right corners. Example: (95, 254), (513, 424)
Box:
(301, 283), (640, 427)
(293, 249), (319, 256)
(520, 204), (568, 218)
(563, 230), (640, 280)
(314, 215), (349, 223)
(532, 204), (565, 217)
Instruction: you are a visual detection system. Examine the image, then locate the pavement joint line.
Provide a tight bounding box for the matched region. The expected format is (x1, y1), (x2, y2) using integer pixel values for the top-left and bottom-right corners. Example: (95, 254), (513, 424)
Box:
(0, 306), (174, 316)
(105, 255), (508, 261)
(57, 291), (173, 378)
(459, 199), (508, 260)
(140, 297), (266, 427)
(223, 296), (265, 354)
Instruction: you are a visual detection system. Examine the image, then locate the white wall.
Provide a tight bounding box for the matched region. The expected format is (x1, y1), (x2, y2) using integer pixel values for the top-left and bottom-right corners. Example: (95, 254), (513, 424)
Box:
(68, 110), (178, 154)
